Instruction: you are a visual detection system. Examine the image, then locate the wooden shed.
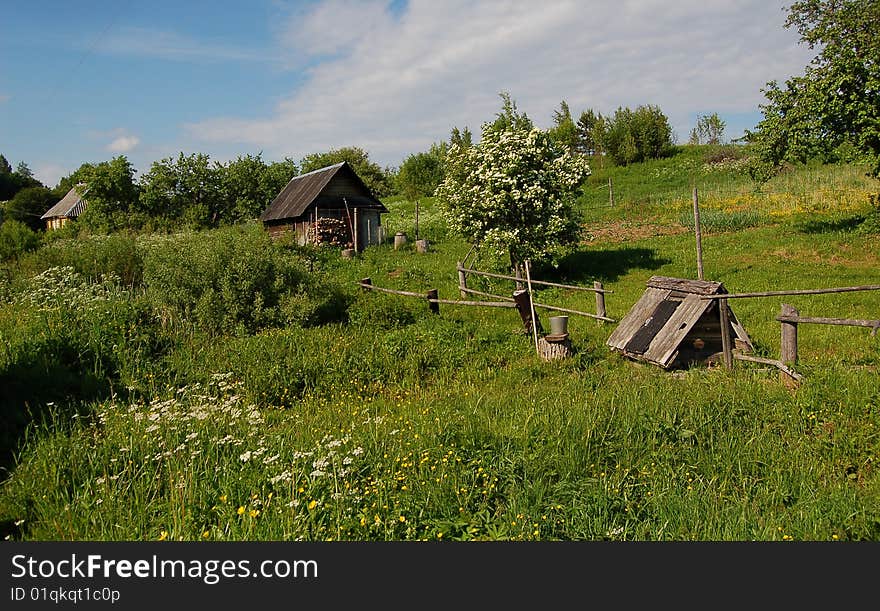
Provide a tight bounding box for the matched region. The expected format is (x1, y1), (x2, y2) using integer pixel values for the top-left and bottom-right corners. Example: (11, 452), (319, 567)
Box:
(41, 183), (88, 230)
(259, 161), (388, 250)
(607, 276), (753, 368)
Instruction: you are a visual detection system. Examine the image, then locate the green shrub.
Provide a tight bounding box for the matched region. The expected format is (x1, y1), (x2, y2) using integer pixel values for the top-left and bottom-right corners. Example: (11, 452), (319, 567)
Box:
(0, 220), (39, 261)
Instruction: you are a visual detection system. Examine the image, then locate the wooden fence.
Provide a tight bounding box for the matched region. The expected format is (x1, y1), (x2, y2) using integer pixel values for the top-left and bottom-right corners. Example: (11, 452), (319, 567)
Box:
(700, 284), (880, 385)
(456, 262), (614, 323)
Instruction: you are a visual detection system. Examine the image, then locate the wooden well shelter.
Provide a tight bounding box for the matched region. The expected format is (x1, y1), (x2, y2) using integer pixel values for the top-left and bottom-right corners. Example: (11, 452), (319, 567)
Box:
(607, 276), (753, 368)
(41, 183), (88, 230)
(259, 161), (388, 250)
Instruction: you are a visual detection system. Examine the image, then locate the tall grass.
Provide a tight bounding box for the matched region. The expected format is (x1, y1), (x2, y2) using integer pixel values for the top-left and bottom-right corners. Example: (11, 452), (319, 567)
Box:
(1, 156), (878, 541)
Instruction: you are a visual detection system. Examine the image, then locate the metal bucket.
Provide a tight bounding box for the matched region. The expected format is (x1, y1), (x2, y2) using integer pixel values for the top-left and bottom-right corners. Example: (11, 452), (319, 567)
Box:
(549, 315), (569, 336)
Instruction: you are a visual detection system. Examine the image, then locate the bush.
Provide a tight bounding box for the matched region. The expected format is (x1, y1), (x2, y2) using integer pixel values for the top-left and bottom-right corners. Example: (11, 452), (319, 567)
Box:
(0, 220), (40, 261)
(19, 232), (144, 286)
(142, 225), (342, 335)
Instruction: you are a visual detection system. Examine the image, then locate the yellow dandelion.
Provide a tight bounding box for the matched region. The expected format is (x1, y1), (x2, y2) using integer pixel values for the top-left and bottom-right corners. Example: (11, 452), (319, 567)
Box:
(249, 509), (260, 518)
(307, 500), (318, 510)
(237, 506), (245, 515)
(158, 530), (168, 541)
(399, 515), (406, 522)
(219, 494), (227, 503)
(202, 531), (210, 539)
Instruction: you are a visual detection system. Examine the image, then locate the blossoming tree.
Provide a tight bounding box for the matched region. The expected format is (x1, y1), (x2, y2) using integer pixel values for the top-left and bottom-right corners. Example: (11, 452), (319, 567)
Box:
(435, 120), (591, 269)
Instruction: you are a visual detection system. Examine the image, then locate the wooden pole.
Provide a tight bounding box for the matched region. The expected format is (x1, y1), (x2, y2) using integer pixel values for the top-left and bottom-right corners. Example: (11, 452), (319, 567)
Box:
(524, 260), (540, 355)
(415, 200), (419, 241)
(594, 281), (606, 322)
(426, 288), (439, 314)
(609, 177), (614, 207)
(353, 207), (359, 252)
(515, 264), (524, 291)
(780, 304), (799, 366)
(701, 285), (880, 299)
(693, 186), (704, 281)
(457, 262), (468, 298)
(718, 298), (733, 369)
(458, 266), (612, 293)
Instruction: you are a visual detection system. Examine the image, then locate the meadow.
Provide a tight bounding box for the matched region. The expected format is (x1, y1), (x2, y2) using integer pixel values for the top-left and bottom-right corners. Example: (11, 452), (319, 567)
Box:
(1, 145), (878, 541)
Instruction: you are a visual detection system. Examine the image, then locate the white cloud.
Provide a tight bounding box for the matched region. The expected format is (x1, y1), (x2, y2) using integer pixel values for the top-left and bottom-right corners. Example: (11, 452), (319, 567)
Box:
(96, 27), (273, 63)
(105, 130), (140, 153)
(186, 0), (816, 167)
(33, 163), (69, 189)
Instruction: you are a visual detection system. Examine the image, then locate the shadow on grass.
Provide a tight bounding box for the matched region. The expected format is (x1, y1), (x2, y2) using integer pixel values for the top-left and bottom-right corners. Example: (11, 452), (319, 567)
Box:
(795, 214), (865, 234)
(0, 361), (112, 477)
(546, 247), (672, 284)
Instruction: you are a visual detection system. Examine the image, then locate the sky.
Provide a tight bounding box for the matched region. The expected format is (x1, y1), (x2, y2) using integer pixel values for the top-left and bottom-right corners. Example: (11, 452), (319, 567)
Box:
(0, 0), (816, 189)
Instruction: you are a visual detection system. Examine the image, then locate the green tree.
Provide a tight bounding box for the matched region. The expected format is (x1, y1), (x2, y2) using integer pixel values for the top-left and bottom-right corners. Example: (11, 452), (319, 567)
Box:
(689, 113), (726, 145)
(549, 100), (580, 153)
(396, 144), (446, 201)
(5, 186), (56, 230)
(576, 109), (601, 155)
(486, 91), (534, 134)
(600, 105), (674, 165)
(299, 146), (391, 197)
(749, 0), (880, 177)
(138, 153), (223, 228)
(62, 156), (140, 232)
(0, 155), (41, 200)
(221, 154), (298, 223)
(449, 126), (473, 149)
(435, 98), (591, 268)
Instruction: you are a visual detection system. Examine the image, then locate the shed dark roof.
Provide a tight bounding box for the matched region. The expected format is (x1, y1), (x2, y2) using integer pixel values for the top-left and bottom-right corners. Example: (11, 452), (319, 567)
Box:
(259, 161), (387, 222)
(41, 184), (88, 220)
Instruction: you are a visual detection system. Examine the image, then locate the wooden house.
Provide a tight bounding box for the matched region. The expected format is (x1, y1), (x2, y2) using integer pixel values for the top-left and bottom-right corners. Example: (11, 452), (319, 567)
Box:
(259, 161), (388, 250)
(41, 183), (88, 230)
(606, 276), (753, 368)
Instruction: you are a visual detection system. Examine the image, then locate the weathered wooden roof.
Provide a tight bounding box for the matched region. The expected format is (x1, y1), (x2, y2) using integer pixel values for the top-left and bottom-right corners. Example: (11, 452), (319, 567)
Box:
(41, 184), (88, 220)
(607, 276), (752, 368)
(259, 161), (387, 222)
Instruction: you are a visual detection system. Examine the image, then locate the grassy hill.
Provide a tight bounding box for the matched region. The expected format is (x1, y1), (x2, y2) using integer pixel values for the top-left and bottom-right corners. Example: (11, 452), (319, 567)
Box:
(1, 146), (878, 541)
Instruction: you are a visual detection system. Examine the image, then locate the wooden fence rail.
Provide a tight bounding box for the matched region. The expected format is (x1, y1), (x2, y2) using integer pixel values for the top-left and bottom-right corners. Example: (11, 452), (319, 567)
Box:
(700, 285), (880, 300)
(457, 264), (612, 293)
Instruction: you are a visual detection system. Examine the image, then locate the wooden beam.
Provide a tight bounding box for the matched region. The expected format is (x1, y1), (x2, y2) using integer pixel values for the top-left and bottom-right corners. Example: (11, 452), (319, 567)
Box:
(428, 298), (516, 308)
(719, 297), (733, 369)
(733, 353), (803, 381)
(525, 260), (540, 355)
(460, 286), (515, 302)
(531, 301), (615, 323)
(701, 285), (880, 299)
(458, 264), (612, 293)
(776, 315), (880, 336)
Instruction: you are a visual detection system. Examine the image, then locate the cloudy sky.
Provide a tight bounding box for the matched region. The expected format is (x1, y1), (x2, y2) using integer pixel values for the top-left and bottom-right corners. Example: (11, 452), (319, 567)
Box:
(1, 0), (815, 188)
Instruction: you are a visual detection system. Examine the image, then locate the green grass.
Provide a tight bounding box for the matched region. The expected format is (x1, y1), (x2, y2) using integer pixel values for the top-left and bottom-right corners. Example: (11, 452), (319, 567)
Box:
(1, 153), (878, 542)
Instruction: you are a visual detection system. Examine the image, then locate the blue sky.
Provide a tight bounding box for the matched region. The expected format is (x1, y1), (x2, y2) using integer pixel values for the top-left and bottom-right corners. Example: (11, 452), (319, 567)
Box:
(1, 0), (815, 188)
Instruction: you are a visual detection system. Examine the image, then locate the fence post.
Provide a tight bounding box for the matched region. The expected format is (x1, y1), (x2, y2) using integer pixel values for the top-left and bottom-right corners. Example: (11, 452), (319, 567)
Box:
(457, 262), (468, 298)
(781, 304), (799, 365)
(360, 277), (372, 292)
(426, 288), (439, 314)
(594, 281), (606, 323)
(693, 186), (704, 281)
(609, 177), (614, 207)
(718, 298), (733, 369)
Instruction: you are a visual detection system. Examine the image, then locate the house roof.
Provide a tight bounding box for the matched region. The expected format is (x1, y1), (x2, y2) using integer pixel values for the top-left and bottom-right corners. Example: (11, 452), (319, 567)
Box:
(41, 184), (88, 220)
(259, 161), (387, 222)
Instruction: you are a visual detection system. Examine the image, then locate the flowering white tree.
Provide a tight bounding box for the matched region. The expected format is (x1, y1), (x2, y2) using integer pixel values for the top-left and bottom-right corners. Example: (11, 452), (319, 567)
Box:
(435, 122), (591, 268)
